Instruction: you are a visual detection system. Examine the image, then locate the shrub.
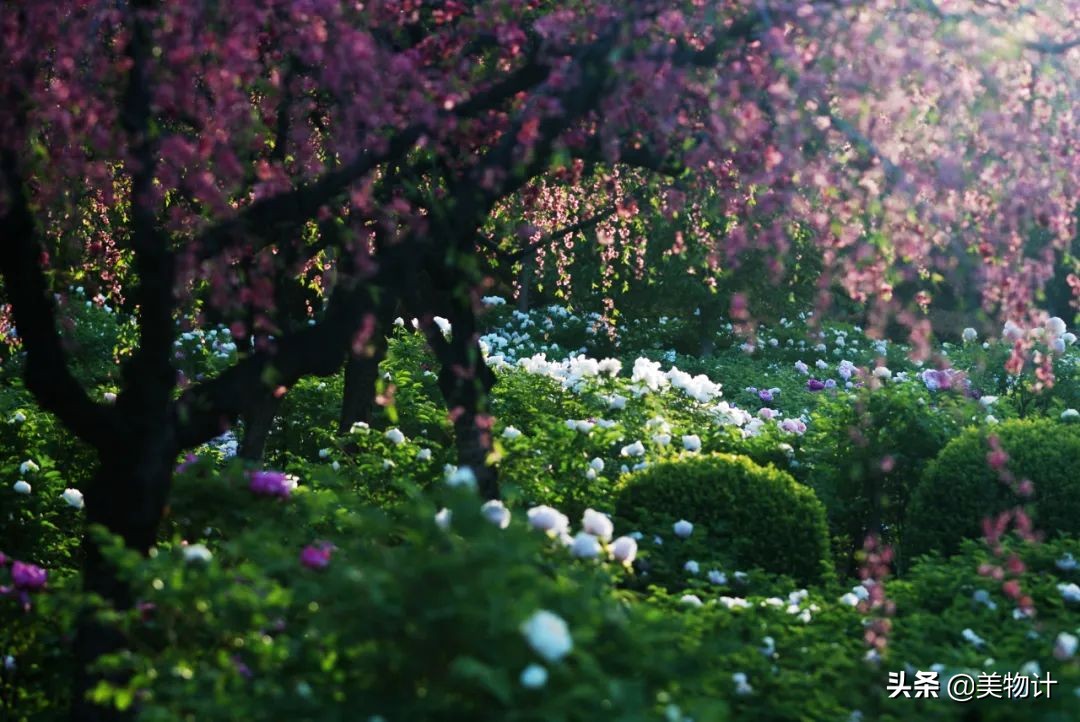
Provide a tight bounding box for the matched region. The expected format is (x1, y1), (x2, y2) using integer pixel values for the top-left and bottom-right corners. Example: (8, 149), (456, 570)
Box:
(614, 454), (832, 585)
(803, 383), (972, 574)
(906, 419), (1080, 559)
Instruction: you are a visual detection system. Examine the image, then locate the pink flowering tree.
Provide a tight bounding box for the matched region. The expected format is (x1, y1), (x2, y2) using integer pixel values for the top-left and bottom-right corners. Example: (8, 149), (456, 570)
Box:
(0, 2), (1077, 715)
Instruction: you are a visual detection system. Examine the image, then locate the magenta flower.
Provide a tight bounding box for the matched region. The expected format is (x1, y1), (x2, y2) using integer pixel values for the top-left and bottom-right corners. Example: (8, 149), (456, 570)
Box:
(248, 470), (294, 498)
(176, 453), (199, 474)
(806, 378), (826, 392)
(300, 543), (334, 570)
(11, 561), (46, 591)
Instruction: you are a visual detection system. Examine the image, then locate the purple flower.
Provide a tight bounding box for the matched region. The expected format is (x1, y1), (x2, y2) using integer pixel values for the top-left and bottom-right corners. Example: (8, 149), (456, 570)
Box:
(758, 389), (774, 403)
(11, 561), (46, 591)
(176, 453), (199, 474)
(300, 543), (334, 570)
(248, 470), (294, 498)
(824, 379), (837, 389)
(806, 378), (826, 392)
(794, 361), (809, 375)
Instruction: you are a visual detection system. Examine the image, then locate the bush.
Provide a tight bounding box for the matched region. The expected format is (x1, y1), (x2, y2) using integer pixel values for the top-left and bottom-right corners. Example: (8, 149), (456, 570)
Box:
(85, 481), (735, 722)
(906, 419), (1080, 559)
(614, 454), (832, 585)
(803, 383), (973, 574)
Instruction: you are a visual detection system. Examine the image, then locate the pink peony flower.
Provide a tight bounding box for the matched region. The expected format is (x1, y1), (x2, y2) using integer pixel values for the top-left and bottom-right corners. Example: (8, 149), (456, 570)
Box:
(11, 561), (46, 591)
(248, 470), (294, 498)
(300, 543), (334, 570)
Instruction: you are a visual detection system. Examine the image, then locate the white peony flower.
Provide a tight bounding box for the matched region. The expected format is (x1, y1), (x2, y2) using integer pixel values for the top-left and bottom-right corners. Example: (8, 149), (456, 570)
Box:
(481, 500), (511, 529)
(502, 426), (522, 440)
(708, 570), (727, 585)
(589, 458), (605, 472)
(673, 519), (694, 538)
(684, 560), (700, 574)
(1053, 632), (1078, 661)
(1058, 583), (1080, 604)
(732, 672), (753, 695)
(519, 663), (548, 689)
(1061, 409), (1080, 422)
(681, 434), (701, 452)
(839, 592), (859, 607)
(527, 505), (570, 536)
(182, 544), (212, 564)
(620, 441), (645, 457)
(350, 421), (370, 433)
(445, 466), (477, 490)
(961, 628), (985, 647)
(1051, 337), (1066, 354)
(10, 411), (26, 424)
(581, 509), (614, 541)
(570, 532), (602, 559)
(416, 448), (432, 461)
(1003, 321), (1024, 341)
(13, 480), (31, 494)
(19, 460), (39, 475)
(652, 433), (671, 446)
(611, 536), (638, 564)
(962, 327), (978, 343)
(520, 610), (573, 662)
(61, 488), (85, 509)
(433, 316), (452, 338)
(872, 366), (891, 380)
(1064, 332), (1078, 346)
(680, 594), (703, 607)
(331, 461), (341, 472)
(102, 392), (117, 404)
(434, 508), (452, 530)
(384, 428), (406, 445)
(318, 448), (331, 459)
(1046, 317), (1067, 337)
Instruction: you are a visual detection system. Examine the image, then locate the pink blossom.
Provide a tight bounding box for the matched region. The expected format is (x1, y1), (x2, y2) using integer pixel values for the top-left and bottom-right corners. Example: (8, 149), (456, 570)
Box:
(11, 561), (46, 591)
(300, 543), (334, 570)
(248, 470), (293, 498)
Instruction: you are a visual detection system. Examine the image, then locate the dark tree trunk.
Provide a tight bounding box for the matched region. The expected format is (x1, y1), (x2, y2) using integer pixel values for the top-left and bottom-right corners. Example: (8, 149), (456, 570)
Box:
(71, 425), (175, 722)
(338, 331), (388, 434)
(517, 257), (533, 313)
(238, 395), (283, 462)
(430, 305), (499, 499)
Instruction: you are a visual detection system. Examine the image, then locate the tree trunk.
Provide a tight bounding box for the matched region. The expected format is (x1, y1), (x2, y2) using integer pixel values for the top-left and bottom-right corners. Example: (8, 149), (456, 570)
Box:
(238, 395), (283, 462)
(338, 332), (388, 434)
(431, 309), (499, 499)
(517, 257), (533, 313)
(71, 428), (175, 722)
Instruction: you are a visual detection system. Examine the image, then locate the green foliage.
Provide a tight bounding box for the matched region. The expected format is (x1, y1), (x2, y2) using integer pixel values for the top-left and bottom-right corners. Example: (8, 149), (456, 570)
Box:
(89, 484), (730, 722)
(803, 383), (975, 572)
(614, 454), (833, 586)
(906, 419), (1080, 558)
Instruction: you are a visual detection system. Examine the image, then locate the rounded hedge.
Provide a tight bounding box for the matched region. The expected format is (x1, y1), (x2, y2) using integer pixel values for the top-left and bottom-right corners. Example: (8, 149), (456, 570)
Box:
(905, 419), (1080, 559)
(614, 453), (833, 585)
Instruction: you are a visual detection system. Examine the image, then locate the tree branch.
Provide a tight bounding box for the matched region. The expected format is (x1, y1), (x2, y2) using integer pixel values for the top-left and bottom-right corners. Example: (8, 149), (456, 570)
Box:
(0, 152), (120, 448)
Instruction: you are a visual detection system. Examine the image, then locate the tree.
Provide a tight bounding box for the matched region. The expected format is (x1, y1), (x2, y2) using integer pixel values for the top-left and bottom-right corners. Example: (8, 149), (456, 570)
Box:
(0, 1), (1076, 718)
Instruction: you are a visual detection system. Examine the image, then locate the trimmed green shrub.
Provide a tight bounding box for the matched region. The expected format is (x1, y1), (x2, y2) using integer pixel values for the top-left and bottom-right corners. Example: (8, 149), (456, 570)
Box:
(614, 454), (832, 585)
(906, 419), (1080, 559)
